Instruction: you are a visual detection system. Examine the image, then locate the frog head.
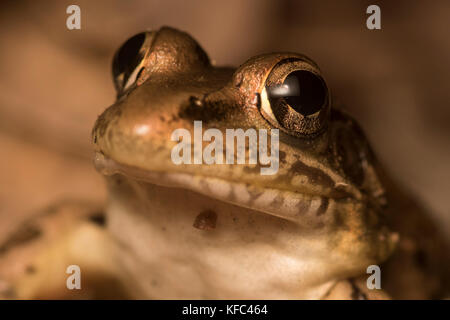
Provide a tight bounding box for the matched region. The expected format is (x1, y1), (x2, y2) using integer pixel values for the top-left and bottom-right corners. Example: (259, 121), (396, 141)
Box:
(92, 27), (397, 298)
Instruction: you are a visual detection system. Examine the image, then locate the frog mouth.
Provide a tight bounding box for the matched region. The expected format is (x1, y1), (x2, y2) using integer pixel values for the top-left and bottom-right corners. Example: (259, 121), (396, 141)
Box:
(95, 151), (398, 266)
(94, 152), (386, 227)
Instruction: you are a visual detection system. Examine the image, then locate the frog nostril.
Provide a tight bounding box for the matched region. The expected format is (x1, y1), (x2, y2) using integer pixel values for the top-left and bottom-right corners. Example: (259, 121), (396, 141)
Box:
(189, 96), (204, 107)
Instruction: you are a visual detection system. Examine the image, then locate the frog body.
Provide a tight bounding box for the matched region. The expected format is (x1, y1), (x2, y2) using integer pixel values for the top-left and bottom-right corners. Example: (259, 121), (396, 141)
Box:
(0, 27), (448, 299)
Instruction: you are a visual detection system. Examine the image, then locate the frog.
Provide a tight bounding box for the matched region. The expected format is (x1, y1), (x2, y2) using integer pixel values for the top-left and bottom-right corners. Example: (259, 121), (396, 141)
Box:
(0, 26), (448, 299)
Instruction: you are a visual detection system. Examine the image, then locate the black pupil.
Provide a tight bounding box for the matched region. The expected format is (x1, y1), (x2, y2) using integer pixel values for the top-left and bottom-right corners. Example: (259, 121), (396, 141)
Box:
(271, 70), (326, 116)
(113, 32), (146, 79)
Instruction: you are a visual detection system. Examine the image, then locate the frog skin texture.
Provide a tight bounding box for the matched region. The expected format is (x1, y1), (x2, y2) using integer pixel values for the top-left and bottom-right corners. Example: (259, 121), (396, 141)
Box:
(0, 27), (448, 300)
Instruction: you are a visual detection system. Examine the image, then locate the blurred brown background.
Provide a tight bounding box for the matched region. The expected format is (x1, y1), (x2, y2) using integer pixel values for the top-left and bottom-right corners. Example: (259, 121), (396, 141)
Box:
(0, 0), (449, 240)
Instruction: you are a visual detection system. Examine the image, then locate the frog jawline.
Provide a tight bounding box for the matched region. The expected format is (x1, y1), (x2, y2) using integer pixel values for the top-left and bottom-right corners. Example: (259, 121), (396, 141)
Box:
(96, 152), (399, 265)
(95, 152), (361, 226)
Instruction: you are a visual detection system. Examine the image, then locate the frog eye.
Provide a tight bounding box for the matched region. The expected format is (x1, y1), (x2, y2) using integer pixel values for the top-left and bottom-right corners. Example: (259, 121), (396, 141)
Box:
(112, 31), (154, 97)
(260, 59), (330, 137)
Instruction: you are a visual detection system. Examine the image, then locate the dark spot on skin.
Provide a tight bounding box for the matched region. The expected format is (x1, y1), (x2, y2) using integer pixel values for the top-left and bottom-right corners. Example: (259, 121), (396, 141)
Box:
(193, 210), (217, 231)
(0, 224), (41, 254)
(25, 265), (36, 274)
(290, 160), (335, 189)
(189, 96), (203, 107)
(168, 114), (180, 124)
(270, 193), (285, 209)
(296, 200), (310, 215)
(279, 151), (287, 164)
(329, 184), (354, 199)
(114, 176), (123, 185)
(414, 249), (428, 268)
(89, 212), (106, 227)
(243, 163), (263, 175)
(246, 184), (264, 202)
(45, 205), (59, 215)
(316, 198), (329, 216)
(0, 283), (16, 299)
(178, 94), (236, 124)
(333, 209), (350, 232)
(349, 279), (368, 300)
